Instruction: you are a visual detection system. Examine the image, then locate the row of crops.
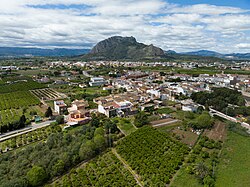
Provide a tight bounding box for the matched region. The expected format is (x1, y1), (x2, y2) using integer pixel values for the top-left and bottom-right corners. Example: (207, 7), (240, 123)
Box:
(31, 88), (65, 101)
(116, 126), (190, 187)
(0, 80), (46, 93)
(0, 125), (60, 152)
(51, 151), (139, 187)
(0, 107), (42, 125)
(0, 109), (23, 124)
(0, 91), (40, 110)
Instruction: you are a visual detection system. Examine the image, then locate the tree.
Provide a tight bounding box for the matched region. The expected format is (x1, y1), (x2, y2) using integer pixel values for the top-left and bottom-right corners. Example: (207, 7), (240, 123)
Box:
(134, 111), (149, 127)
(104, 120), (118, 134)
(203, 175), (215, 187)
(190, 112), (213, 129)
(51, 160), (65, 177)
(56, 116), (64, 124)
(195, 162), (210, 180)
(197, 106), (204, 114)
(26, 165), (47, 186)
(19, 115), (26, 128)
(79, 140), (96, 160)
(90, 113), (100, 127)
(45, 107), (53, 117)
(94, 134), (107, 152)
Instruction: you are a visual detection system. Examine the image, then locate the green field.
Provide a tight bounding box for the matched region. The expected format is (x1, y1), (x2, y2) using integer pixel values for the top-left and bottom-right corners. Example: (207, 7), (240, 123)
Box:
(116, 118), (137, 135)
(51, 151), (138, 187)
(157, 107), (174, 114)
(216, 132), (250, 187)
(0, 106), (43, 125)
(170, 168), (202, 187)
(0, 80), (46, 93)
(0, 91), (40, 110)
(116, 126), (189, 186)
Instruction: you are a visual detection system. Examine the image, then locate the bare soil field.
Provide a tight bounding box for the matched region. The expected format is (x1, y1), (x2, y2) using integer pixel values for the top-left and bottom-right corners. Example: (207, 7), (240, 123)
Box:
(204, 121), (227, 141)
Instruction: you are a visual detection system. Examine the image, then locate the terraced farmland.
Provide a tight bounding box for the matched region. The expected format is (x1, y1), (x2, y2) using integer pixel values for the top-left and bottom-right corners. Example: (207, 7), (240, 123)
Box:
(31, 88), (67, 101)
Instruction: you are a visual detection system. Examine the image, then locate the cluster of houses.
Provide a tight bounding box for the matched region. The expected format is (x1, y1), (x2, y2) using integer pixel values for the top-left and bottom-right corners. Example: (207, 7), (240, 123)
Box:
(53, 68), (250, 128)
(54, 99), (91, 127)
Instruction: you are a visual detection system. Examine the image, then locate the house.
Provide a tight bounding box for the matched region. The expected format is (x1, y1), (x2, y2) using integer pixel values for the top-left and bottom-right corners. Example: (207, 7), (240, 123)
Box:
(54, 100), (67, 115)
(182, 104), (198, 112)
(89, 77), (108, 87)
(96, 94), (135, 117)
(67, 100), (91, 125)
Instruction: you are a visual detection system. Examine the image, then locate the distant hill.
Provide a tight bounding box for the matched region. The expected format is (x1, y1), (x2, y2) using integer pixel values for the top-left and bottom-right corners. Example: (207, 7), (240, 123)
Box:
(0, 47), (89, 57)
(84, 36), (166, 60)
(224, 53), (250, 60)
(182, 50), (250, 60)
(183, 50), (224, 58)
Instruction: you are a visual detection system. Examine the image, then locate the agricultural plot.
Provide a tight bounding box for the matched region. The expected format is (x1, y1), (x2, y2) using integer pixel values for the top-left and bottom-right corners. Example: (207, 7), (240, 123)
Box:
(0, 91), (40, 110)
(216, 131), (250, 187)
(0, 109), (22, 124)
(0, 80), (45, 93)
(31, 88), (67, 101)
(171, 136), (223, 187)
(116, 126), (189, 187)
(0, 126), (59, 152)
(51, 152), (139, 187)
(116, 118), (137, 136)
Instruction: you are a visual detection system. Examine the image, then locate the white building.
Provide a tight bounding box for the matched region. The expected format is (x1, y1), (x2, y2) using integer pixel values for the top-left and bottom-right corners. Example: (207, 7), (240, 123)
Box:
(54, 100), (67, 115)
(89, 77), (108, 87)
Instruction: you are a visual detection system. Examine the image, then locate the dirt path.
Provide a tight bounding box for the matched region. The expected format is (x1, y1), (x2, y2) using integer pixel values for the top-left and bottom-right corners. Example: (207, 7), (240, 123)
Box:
(112, 148), (144, 187)
(152, 119), (179, 128)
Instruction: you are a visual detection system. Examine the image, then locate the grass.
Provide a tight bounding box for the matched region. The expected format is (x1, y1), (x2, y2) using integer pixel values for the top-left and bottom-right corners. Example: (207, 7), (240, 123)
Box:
(157, 107), (174, 114)
(172, 128), (199, 146)
(156, 122), (181, 133)
(215, 131), (250, 187)
(170, 168), (202, 187)
(116, 118), (137, 136)
(17, 69), (52, 76)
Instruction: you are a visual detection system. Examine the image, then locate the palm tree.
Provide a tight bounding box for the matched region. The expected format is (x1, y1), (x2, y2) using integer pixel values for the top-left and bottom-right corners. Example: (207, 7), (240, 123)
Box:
(195, 162), (210, 180)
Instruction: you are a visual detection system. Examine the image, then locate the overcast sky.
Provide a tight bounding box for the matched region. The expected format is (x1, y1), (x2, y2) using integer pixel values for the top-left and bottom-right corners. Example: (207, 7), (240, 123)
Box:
(0, 0), (250, 53)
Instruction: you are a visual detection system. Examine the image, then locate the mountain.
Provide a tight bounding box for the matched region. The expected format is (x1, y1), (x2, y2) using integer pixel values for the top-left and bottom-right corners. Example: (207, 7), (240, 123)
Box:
(165, 50), (177, 55)
(183, 50), (224, 58)
(85, 36), (165, 60)
(0, 47), (89, 57)
(182, 50), (250, 60)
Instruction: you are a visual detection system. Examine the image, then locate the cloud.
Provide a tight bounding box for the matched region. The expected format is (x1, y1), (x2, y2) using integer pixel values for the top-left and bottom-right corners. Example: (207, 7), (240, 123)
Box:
(166, 4), (248, 15)
(0, 0), (249, 53)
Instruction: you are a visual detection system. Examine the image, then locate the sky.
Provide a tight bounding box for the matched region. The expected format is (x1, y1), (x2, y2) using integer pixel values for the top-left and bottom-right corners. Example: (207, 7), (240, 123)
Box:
(0, 0), (250, 53)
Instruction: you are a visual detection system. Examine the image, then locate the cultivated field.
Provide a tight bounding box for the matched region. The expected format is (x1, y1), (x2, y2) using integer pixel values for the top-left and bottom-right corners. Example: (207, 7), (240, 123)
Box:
(203, 121), (227, 141)
(31, 88), (67, 101)
(116, 126), (189, 186)
(0, 91), (40, 110)
(0, 80), (45, 93)
(50, 152), (139, 187)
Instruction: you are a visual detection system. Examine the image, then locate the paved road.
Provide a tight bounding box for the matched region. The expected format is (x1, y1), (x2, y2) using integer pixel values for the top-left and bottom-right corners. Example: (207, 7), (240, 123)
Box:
(82, 71), (93, 78)
(0, 120), (55, 142)
(209, 108), (250, 132)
